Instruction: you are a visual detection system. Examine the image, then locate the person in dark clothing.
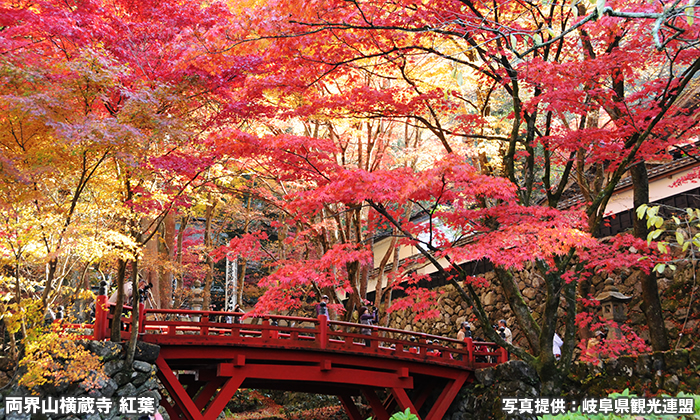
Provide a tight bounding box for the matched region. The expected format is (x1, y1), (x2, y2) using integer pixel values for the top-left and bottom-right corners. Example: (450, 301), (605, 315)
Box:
(358, 306), (377, 346)
(315, 295), (330, 318)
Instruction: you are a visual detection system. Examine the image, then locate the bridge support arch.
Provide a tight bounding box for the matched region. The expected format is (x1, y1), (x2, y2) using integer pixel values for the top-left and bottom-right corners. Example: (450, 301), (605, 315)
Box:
(153, 346), (472, 420)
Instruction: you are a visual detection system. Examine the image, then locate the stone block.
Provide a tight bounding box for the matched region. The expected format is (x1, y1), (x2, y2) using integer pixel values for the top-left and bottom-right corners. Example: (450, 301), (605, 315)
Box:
(136, 378), (159, 395)
(688, 346), (700, 369)
(133, 360), (152, 373)
(116, 382), (137, 397)
(131, 372), (149, 387)
(474, 367), (495, 387)
(662, 374), (680, 393)
(134, 342), (160, 363)
(495, 361), (539, 387)
(104, 360), (124, 377)
(88, 341), (123, 362)
(113, 372), (130, 387)
(663, 349), (689, 372)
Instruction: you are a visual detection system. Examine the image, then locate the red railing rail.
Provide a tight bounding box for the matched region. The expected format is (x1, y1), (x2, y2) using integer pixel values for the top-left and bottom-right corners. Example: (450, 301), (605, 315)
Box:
(138, 308), (507, 369)
(64, 293), (508, 369)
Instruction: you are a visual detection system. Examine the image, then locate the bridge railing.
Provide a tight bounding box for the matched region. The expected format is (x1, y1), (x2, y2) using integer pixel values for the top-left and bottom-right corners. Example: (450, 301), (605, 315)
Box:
(139, 309), (507, 369)
(59, 294), (507, 369)
(50, 292), (142, 341)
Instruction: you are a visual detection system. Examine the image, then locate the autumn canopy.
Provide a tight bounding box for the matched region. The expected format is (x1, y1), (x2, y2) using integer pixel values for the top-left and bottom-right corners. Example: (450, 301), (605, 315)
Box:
(1, 0), (699, 391)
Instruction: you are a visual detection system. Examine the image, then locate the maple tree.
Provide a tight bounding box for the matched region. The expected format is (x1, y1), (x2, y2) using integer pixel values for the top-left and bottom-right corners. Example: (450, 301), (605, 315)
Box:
(208, 0), (700, 393)
(0, 0), (257, 363)
(1, 0), (698, 398)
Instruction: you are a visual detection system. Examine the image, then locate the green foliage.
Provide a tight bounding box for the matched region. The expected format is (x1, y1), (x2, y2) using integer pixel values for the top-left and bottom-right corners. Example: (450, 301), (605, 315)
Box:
(637, 205), (700, 273)
(367, 408), (419, 420)
(540, 389), (700, 420)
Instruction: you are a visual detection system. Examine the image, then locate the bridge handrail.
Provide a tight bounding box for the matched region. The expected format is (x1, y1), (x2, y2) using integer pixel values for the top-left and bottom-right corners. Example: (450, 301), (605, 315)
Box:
(139, 308), (507, 368)
(57, 300), (509, 369)
(143, 309), (476, 347)
(80, 295), (507, 368)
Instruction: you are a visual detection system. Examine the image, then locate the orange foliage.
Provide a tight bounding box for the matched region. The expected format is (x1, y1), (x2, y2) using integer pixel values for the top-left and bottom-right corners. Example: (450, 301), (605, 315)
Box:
(19, 326), (108, 393)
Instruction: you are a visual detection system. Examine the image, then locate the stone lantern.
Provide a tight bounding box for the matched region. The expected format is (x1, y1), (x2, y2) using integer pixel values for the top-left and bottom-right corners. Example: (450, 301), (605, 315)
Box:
(192, 280), (203, 322)
(595, 278), (633, 323)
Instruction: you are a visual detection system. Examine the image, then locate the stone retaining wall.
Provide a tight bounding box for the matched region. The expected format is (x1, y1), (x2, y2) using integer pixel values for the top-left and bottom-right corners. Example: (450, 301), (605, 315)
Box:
(0, 341), (161, 420)
(443, 346), (700, 419)
(386, 263), (699, 350)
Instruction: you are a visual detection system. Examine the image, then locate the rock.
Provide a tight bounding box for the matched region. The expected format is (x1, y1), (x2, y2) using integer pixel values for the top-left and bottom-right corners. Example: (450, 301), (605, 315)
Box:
(0, 372), (10, 389)
(635, 354), (652, 378)
(88, 341), (123, 361)
(495, 361), (539, 387)
(474, 367), (495, 387)
(88, 388), (103, 398)
(104, 360), (124, 377)
(113, 372), (131, 387)
(689, 346), (700, 369)
(651, 351), (665, 373)
(591, 275), (603, 287)
(483, 292), (496, 306)
(102, 378), (118, 398)
(134, 342), (160, 363)
(664, 349), (689, 372)
(131, 372), (149, 387)
(0, 356), (14, 371)
(522, 288), (536, 300)
(133, 360), (152, 373)
(136, 377), (159, 395)
(663, 374), (680, 393)
(140, 389), (161, 405)
(116, 382), (137, 397)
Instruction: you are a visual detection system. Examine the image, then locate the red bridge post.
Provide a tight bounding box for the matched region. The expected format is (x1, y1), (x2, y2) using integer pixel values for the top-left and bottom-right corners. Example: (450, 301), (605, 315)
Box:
(138, 302), (146, 334)
(465, 337), (474, 368)
(498, 346), (508, 363)
(318, 315), (328, 349)
(94, 281), (108, 341)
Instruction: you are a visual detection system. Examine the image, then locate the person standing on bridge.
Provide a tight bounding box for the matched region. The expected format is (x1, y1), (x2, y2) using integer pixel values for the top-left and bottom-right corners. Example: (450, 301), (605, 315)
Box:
(315, 295), (330, 318)
(497, 319), (512, 344)
(359, 306), (377, 346)
(455, 322), (471, 360)
(457, 322), (472, 345)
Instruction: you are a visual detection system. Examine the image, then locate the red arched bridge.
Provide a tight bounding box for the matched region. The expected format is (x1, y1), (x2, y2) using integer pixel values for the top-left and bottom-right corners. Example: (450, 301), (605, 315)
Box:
(69, 295), (507, 420)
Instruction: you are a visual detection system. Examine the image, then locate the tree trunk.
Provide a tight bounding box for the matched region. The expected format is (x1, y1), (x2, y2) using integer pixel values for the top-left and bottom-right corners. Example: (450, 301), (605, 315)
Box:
(631, 161), (670, 351)
(174, 214), (189, 309)
(495, 267), (541, 354)
(125, 258), (140, 367)
(110, 259), (127, 342)
(203, 199), (218, 310)
(41, 257), (58, 309)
